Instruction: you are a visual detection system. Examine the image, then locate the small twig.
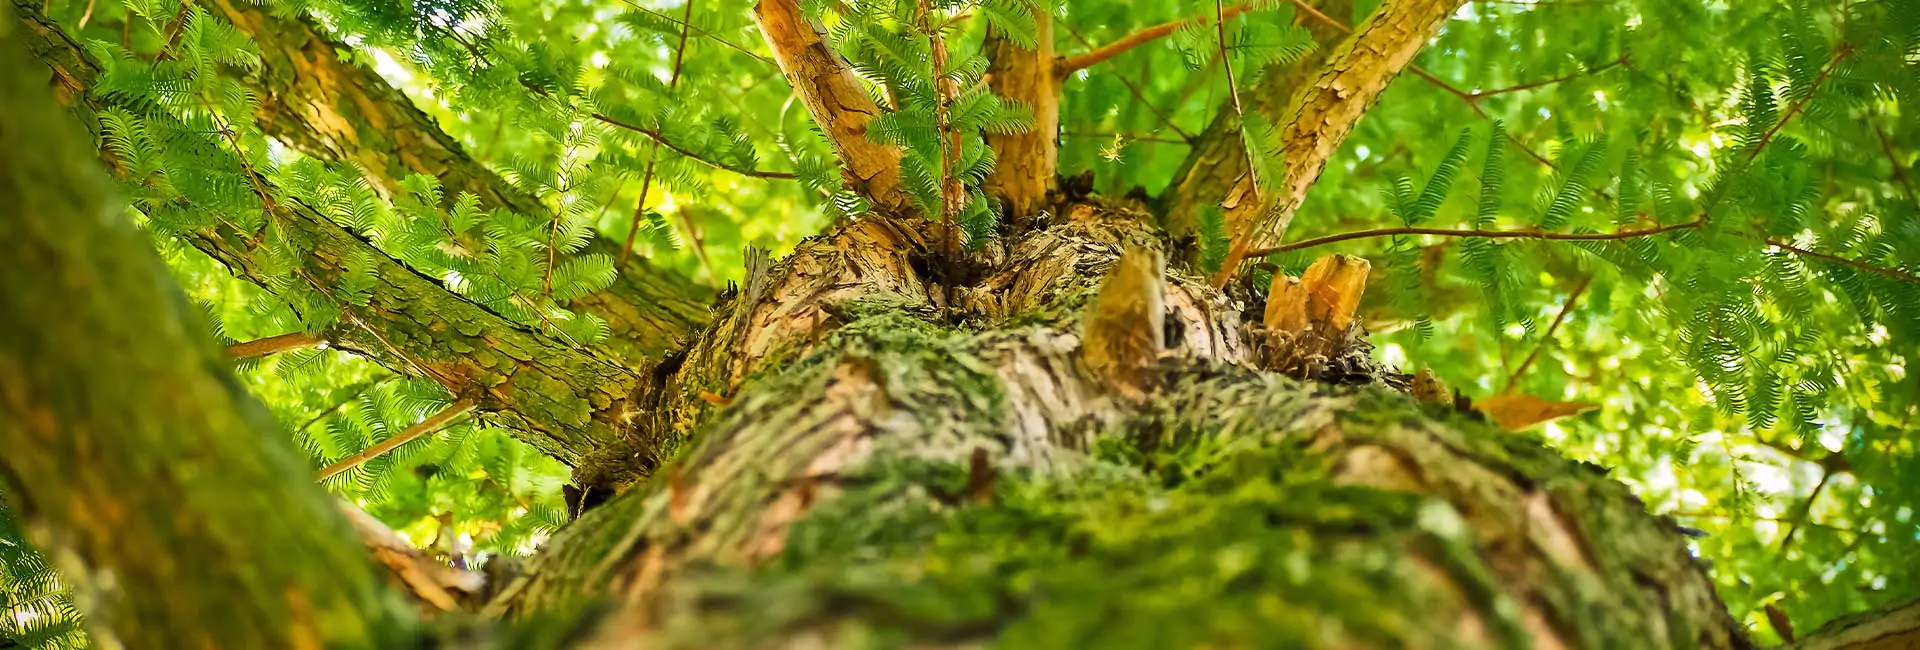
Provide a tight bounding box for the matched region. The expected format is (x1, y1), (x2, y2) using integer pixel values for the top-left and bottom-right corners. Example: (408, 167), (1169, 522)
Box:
(591, 113), (799, 180)
(1778, 469), (1832, 552)
(293, 378), (394, 437)
(1749, 235), (1920, 285)
(1058, 3), (1255, 72)
(1214, 0), (1261, 199)
(616, 0), (777, 66)
(1464, 56), (1629, 102)
(227, 331), (324, 359)
(1064, 131), (1189, 144)
(1746, 44), (1851, 164)
(1872, 121), (1917, 207)
(316, 399), (476, 481)
(1245, 218), (1704, 257)
(1503, 275), (1590, 393)
(1061, 26), (1195, 141)
(620, 0), (700, 265)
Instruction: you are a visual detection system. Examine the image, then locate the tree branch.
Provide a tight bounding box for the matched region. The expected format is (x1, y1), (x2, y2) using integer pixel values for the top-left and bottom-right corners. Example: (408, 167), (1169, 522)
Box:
(1061, 26), (1194, 141)
(1504, 275), (1590, 393)
(227, 331), (325, 359)
(1750, 235), (1920, 285)
(1211, 0), (1468, 287)
(1787, 596), (1920, 650)
(1244, 217), (1703, 259)
(752, 0), (911, 213)
(588, 113), (800, 180)
(317, 399), (477, 481)
(983, 0), (1058, 217)
(1058, 3), (1254, 73)
(620, 0), (699, 265)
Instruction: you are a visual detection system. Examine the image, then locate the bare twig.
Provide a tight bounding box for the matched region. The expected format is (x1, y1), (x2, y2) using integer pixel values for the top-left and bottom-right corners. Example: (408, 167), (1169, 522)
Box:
(1245, 218), (1705, 258)
(620, 0), (699, 265)
(1779, 469), (1832, 552)
(590, 113), (799, 180)
(1873, 121), (1917, 207)
(1061, 26), (1195, 141)
(1503, 275), (1590, 393)
(1215, 0), (1262, 201)
(1746, 44), (1851, 165)
(316, 399), (477, 481)
(616, 0), (777, 66)
(1058, 3), (1255, 72)
(1749, 235), (1920, 285)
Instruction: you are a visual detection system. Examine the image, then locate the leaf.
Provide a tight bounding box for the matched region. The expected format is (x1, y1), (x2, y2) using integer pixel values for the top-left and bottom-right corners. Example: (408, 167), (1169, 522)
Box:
(1475, 394), (1598, 432)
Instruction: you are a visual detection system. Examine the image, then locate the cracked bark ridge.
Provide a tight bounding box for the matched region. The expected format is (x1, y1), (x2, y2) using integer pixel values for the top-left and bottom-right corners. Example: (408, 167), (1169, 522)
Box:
(982, 2), (1059, 219)
(1214, 0), (1466, 283)
(754, 0), (911, 215)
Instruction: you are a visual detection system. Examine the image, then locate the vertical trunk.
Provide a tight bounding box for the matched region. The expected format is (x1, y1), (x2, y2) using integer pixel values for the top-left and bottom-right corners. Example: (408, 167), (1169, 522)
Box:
(0, 18), (410, 646)
(983, 6), (1059, 219)
(481, 204), (1750, 650)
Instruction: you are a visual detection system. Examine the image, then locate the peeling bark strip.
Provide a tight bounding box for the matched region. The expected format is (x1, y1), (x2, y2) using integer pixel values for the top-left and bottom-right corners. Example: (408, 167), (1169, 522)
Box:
(0, 21), (411, 645)
(983, 3), (1057, 218)
(753, 0), (911, 214)
(1214, 0), (1466, 284)
(1082, 247), (1166, 398)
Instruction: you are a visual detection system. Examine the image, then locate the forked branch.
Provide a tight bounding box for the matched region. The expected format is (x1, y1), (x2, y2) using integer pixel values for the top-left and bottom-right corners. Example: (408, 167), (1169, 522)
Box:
(1211, 0), (1469, 286)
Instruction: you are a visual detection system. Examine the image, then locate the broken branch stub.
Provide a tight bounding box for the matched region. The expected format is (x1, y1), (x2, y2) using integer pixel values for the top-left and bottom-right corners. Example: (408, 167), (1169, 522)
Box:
(1256, 253), (1371, 374)
(1082, 247), (1166, 399)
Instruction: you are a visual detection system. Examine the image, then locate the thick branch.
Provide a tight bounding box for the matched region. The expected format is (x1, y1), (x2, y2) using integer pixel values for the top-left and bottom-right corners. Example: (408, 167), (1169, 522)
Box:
(982, 1), (1058, 218)
(201, 0), (711, 365)
(1058, 3), (1253, 73)
(0, 20), (411, 644)
(1212, 0), (1468, 285)
(15, 5), (644, 465)
(752, 0), (911, 214)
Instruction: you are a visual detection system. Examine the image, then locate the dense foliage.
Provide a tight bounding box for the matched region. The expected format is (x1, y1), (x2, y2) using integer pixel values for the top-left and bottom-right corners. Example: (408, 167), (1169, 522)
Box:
(3, 0), (1916, 646)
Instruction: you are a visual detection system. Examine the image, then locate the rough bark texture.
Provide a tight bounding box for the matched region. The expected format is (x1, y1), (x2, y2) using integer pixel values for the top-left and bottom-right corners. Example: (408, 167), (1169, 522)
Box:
(0, 18), (411, 646)
(479, 201), (1750, 650)
(982, 6), (1059, 219)
(1214, 0), (1465, 281)
(13, 4), (644, 465)
(1163, 0), (1352, 237)
(1789, 598), (1920, 650)
(753, 0), (911, 215)
(199, 0), (712, 367)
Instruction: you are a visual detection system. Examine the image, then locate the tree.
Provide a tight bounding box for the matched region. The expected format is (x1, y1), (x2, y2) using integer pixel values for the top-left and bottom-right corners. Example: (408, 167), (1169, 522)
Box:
(2, 0), (1917, 646)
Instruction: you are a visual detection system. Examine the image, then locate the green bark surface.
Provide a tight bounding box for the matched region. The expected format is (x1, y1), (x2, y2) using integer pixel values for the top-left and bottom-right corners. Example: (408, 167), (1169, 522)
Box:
(0, 14), (412, 647)
(11, 0), (650, 465)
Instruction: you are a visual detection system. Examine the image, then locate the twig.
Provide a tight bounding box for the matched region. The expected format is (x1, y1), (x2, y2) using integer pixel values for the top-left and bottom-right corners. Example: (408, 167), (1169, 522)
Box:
(292, 378), (394, 437)
(1778, 469), (1832, 552)
(1873, 121), (1917, 207)
(227, 331), (325, 359)
(620, 0), (700, 265)
(589, 113), (800, 180)
(316, 399), (476, 481)
(1503, 275), (1589, 393)
(616, 0), (777, 67)
(1064, 131), (1189, 144)
(1058, 3), (1254, 72)
(1749, 235), (1920, 285)
(1746, 44), (1851, 164)
(1214, 0), (1262, 199)
(1245, 218), (1705, 257)
(1061, 26), (1195, 141)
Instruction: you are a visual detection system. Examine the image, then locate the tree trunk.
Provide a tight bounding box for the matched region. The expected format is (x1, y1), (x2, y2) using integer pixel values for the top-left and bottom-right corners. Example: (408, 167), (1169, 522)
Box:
(0, 19), (410, 646)
(9, 2), (1780, 648)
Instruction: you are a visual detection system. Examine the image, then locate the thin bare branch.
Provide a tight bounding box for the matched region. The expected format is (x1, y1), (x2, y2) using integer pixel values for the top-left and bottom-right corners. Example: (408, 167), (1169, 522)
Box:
(589, 113), (799, 180)
(1504, 275), (1590, 393)
(1058, 3), (1254, 73)
(753, 0), (910, 212)
(1061, 26), (1194, 141)
(227, 331), (325, 359)
(622, 0), (699, 265)
(616, 0), (777, 67)
(1245, 219), (1705, 258)
(316, 399), (477, 481)
(1750, 235), (1920, 285)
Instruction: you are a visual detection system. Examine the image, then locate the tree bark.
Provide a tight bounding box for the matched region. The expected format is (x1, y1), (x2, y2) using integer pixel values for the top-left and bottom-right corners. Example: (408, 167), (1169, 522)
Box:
(198, 0), (714, 367)
(13, 1), (657, 466)
(982, 5), (1058, 219)
(753, 0), (912, 215)
(0, 16), (411, 646)
(1788, 597), (1920, 650)
(1163, 0), (1352, 238)
(1209, 0), (1465, 283)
